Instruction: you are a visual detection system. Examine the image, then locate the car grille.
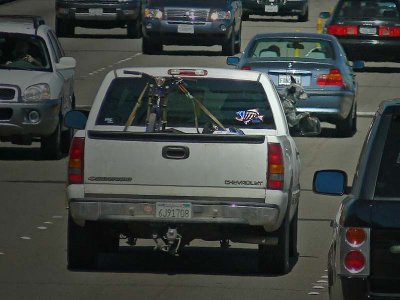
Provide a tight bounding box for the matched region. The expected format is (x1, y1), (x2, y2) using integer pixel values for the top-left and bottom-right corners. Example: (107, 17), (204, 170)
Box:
(370, 229), (400, 294)
(75, 8), (116, 13)
(165, 8), (209, 22)
(0, 88), (17, 101)
(0, 108), (12, 120)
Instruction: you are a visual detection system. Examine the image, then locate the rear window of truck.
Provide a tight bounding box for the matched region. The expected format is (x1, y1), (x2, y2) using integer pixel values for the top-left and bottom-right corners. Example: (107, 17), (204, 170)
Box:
(96, 77), (276, 130)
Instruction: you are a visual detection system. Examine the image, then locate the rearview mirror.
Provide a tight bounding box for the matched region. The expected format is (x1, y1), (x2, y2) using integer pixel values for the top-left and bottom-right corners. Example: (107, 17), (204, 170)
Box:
(55, 57), (76, 70)
(319, 12), (331, 19)
(352, 60), (365, 71)
(313, 170), (348, 195)
(64, 110), (87, 130)
(287, 42), (304, 50)
(226, 56), (240, 66)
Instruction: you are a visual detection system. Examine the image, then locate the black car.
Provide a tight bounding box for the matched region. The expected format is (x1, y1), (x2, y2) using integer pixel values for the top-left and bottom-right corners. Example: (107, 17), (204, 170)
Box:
(313, 99), (400, 299)
(55, 0), (142, 38)
(241, 0), (308, 22)
(320, 0), (400, 62)
(141, 0), (242, 55)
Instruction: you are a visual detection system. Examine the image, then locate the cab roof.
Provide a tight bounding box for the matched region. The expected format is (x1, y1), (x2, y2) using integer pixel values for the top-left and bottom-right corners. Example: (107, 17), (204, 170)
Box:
(0, 15), (45, 35)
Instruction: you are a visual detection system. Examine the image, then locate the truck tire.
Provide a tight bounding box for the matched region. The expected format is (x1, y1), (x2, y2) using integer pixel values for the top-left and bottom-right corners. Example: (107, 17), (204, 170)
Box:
(234, 22), (242, 54)
(142, 37), (162, 55)
(242, 12), (250, 21)
(127, 18), (142, 39)
(55, 17), (74, 37)
(297, 7), (309, 22)
(289, 208), (298, 257)
(258, 206), (290, 274)
(41, 121), (62, 160)
(222, 33), (235, 56)
(67, 214), (100, 270)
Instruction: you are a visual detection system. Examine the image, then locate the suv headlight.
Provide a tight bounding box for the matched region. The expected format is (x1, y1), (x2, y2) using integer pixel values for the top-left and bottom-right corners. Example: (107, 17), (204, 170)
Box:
(23, 84), (51, 101)
(144, 8), (163, 19)
(210, 10), (231, 21)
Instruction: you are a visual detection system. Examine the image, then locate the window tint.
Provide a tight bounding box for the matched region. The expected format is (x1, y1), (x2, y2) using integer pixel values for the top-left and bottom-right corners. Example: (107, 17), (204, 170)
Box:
(336, 0), (400, 20)
(96, 77), (276, 130)
(248, 38), (335, 60)
(375, 114), (400, 198)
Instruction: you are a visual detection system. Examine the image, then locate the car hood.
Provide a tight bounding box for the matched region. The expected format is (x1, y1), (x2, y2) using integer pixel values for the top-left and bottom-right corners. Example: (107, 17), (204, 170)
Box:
(0, 69), (55, 91)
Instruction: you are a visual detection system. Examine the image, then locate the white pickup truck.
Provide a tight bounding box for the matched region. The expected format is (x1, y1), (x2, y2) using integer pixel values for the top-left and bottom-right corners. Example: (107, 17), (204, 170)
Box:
(65, 67), (301, 274)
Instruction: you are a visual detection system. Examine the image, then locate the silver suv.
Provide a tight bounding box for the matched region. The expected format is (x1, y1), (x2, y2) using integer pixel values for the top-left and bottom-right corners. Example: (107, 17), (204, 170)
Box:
(0, 15), (76, 159)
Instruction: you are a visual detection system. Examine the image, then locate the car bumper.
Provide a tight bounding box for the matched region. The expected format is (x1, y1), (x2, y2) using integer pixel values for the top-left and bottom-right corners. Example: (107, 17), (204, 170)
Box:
(56, 1), (141, 22)
(337, 38), (400, 62)
(143, 19), (234, 45)
(242, 0), (307, 16)
(0, 99), (61, 137)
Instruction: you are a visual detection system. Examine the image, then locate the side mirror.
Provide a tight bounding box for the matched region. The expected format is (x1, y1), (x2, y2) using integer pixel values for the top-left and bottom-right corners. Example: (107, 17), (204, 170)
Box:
(64, 110), (87, 130)
(313, 170), (348, 196)
(319, 11), (331, 19)
(226, 56), (240, 66)
(55, 57), (76, 70)
(352, 60), (365, 71)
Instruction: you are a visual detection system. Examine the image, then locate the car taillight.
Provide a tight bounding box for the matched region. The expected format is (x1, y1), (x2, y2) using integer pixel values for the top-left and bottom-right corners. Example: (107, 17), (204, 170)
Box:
(327, 24), (358, 36)
(344, 250), (366, 273)
(68, 137), (85, 184)
(346, 227), (366, 246)
(241, 65), (251, 70)
(317, 69), (344, 86)
(378, 26), (400, 37)
(267, 143), (284, 190)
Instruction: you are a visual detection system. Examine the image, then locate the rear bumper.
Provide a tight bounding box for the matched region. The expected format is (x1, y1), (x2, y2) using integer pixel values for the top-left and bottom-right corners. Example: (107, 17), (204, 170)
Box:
(242, 0), (307, 16)
(69, 198), (280, 230)
(143, 19), (234, 46)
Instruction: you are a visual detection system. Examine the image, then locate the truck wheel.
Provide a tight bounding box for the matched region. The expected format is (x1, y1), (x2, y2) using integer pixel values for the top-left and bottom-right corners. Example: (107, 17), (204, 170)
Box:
(258, 208), (290, 274)
(142, 37), (162, 55)
(127, 18), (142, 39)
(41, 121), (62, 160)
(234, 22), (242, 54)
(67, 214), (100, 270)
(242, 12), (250, 21)
(289, 208), (298, 257)
(222, 33), (235, 56)
(297, 7), (309, 22)
(336, 105), (355, 137)
(55, 17), (74, 37)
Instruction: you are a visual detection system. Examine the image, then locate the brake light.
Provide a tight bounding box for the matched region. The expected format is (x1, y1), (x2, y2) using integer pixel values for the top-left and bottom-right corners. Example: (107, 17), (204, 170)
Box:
(317, 69), (344, 86)
(168, 69), (208, 76)
(327, 24), (358, 36)
(241, 65), (251, 70)
(346, 228), (366, 246)
(267, 143), (284, 190)
(68, 137), (85, 184)
(379, 26), (400, 37)
(344, 250), (366, 273)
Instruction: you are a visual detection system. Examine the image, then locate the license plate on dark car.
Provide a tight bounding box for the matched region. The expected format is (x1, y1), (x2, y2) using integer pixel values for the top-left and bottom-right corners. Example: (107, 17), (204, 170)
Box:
(359, 26), (377, 35)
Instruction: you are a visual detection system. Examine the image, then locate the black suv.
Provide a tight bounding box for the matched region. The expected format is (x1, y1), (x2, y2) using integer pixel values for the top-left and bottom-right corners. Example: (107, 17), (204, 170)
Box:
(142, 0), (242, 55)
(55, 0), (142, 38)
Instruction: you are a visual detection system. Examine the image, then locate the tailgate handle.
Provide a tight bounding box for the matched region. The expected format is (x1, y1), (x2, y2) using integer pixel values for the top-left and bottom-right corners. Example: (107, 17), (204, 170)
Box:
(162, 146), (190, 160)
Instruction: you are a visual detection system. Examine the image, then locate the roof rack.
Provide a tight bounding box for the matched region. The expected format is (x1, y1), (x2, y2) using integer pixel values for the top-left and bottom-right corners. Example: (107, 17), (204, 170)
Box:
(0, 15), (45, 30)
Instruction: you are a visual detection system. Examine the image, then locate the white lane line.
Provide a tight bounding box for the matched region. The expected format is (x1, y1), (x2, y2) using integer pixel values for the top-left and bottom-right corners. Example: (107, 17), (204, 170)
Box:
(308, 292), (320, 295)
(37, 226), (47, 230)
(316, 280), (328, 284)
(52, 215), (63, 219)
(20, 236), (31, 240)
(44, 221), (53, 224)
(312, 286), (325, 289)
(321, 275), (328, 279)
(0, 252), (4, 255)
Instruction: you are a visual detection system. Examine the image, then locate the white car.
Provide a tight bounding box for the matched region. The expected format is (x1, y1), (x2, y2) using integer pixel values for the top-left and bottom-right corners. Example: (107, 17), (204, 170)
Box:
(0, 15), (76, 159)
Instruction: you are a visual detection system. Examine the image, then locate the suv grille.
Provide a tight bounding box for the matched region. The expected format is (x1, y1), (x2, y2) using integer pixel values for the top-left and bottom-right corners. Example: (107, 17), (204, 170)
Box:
(0, 88), (17, 101)
(165, 8), (209, 22)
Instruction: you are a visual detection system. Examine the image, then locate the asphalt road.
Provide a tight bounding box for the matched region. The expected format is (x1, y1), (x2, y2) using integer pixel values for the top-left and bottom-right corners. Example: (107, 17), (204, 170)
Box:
(1, 0), (400, 299)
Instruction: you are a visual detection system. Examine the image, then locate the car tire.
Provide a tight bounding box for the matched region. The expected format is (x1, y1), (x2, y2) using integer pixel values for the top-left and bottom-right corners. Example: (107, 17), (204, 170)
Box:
(127, 18), (142, 39)
(41, 121), (63, 160)
(242, 12), (250, 21)
(297, 7), (309, 22)
(234, 22), (242, 54)
(336, 104), (355, 137)
(142, 37), (162, 55)
(55, 17), (74, 37)
(222, 32), (235, 56)
(67, 214), (100, 270)
(289, 207), (298, 257)
(258, 205), (290, 274)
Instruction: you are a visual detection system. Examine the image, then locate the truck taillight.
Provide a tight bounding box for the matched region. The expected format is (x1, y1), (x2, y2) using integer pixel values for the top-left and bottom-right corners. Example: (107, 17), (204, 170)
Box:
(267, 143), (284, 190)
(378, 26), (400, 37)
(317, 69), (344, 86)
(340, 227), (370, 276)
(327, 24), (358, 36)
(68, 137), (85, 184)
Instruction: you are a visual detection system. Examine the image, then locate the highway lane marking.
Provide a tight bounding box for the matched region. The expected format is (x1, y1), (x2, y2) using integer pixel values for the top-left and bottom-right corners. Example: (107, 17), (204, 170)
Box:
(52, 215), (63, 219)
(20, 236), (31, 240)
(0, 252), (4, 255)
(44, 221), (53, 224)
(308, 292), (320, 295)
(312, 286), (325, 289)
(37, 226), (47, 230)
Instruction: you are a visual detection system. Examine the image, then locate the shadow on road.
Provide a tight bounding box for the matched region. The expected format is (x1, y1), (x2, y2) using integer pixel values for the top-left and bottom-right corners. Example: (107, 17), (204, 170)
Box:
(0, 146), (67, 161)
(355, 66), (400, 74)
(87, 246), (299, 277)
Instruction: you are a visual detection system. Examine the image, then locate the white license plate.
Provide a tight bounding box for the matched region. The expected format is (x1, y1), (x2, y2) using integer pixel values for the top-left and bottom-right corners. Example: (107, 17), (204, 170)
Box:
(359, 26), (377, 35)
(89, 8), (103, 16)
(278, 74), (301, 85)
(265, 5), (278, 13)
(177, 24), (194, 34)
(156, 202), (192, 219)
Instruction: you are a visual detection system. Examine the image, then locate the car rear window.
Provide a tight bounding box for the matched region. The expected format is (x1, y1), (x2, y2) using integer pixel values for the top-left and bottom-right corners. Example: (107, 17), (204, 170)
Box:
(96, 77), (276, 130)
(248, 38), (335, 60)
(375, 114), (400, 198)
(336, 0), (400, 20)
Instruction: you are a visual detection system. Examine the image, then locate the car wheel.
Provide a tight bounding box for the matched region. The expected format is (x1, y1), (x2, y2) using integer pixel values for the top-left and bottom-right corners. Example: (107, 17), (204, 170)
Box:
(336, 105), (355, 137)
(258, 205), (290, 274)
(67, 213), (100, 270)
(222, 32), (235, 56)
(289, 207), (298, 257)
(55, 17), (74, 37)
(127, 18), (142, 39)
(234, 22), (242, 54)
(297, 7), (309, 22)
(352, 103), (358, 133)
(142, 37), (162, 55)
(41, 121), (62, 160)
(242, 12), (250, 21)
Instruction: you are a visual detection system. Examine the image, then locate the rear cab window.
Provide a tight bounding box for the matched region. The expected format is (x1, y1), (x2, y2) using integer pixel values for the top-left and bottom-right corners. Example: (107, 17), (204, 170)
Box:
(95, 77), (276, 130)
(336, 0), (400, 20)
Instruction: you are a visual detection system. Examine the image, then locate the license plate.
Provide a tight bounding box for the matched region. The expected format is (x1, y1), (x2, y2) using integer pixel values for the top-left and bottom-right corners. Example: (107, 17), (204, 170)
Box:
(156, 202), (192, 219)
(177, 24), (194, 34)
(265, 5), (278, 13)
(359, 26), (377, 35)
(89, 8), (103, 16)
(278, 74), (301, 85)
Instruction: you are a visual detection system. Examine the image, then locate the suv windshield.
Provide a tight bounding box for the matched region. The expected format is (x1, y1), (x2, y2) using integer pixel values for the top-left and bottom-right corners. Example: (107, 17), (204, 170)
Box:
(0, 34), (51, 71)
(336, 0), (400, 20)
(96, 77), (276, 130)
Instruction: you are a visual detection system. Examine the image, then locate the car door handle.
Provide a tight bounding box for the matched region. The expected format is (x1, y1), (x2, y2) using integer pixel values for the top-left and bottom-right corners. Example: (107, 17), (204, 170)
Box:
(162, 146), (190, 160)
